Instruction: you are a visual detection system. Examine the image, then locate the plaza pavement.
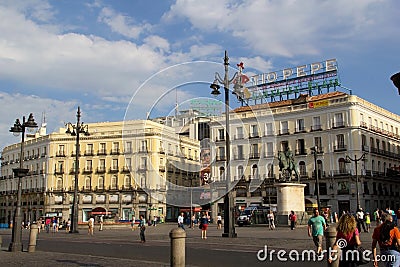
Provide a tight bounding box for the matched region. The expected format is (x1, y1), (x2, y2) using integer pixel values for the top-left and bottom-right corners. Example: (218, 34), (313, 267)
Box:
(0, 222), (376, 267)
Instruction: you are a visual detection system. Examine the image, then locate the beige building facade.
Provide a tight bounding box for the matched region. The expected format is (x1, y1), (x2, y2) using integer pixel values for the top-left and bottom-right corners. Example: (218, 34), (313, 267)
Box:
(0, 119), (200, 224)
(210, 91), (400, 216)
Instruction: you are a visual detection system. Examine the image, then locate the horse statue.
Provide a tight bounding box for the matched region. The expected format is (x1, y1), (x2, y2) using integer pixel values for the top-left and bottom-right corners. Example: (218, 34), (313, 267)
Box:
(278, 150), (300, 182)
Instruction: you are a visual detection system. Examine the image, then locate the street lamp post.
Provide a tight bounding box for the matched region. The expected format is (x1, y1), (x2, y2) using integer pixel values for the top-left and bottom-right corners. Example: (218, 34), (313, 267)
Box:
(345, 154), (366, 211)
(65, 106), (90, 233)
(310, 146), (321, 212)
(8, 113), (38, 252)
(210, 50), (243, 238)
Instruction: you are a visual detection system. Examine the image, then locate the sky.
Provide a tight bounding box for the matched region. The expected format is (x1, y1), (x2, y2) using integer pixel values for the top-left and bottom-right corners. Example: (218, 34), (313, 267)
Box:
(0, 0), (399, 150)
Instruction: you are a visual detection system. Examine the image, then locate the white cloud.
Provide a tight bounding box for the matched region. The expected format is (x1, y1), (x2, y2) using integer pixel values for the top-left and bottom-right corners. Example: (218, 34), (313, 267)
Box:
(163, 0), (398, 57)
(98, 6), (151, 39)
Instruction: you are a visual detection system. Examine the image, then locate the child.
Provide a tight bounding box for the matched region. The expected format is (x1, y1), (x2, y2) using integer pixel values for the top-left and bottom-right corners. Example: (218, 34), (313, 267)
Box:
(365, 212), (371, 233)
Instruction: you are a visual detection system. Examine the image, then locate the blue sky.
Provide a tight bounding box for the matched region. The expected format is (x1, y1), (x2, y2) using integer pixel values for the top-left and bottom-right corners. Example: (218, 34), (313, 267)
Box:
(0, 0), (399, 149)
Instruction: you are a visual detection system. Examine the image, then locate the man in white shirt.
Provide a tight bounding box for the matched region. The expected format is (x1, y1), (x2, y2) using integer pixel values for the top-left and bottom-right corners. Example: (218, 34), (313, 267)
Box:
(178, 213), (185, 230)
(356, 208), (367, 233)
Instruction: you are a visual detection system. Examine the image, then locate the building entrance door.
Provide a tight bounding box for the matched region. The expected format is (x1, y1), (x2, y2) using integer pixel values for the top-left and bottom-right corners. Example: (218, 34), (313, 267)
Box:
(338, 201), (350, 216)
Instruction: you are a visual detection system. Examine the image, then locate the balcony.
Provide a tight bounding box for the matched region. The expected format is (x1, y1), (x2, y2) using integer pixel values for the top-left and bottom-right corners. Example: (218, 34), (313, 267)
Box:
(331, 170), (351, 177)
(310, 125), (322, 131)
(332, 121), (345, 129)
(215, 136), (225, 142)
(96, 167), (106, 174)
(264, 152), (274, 158)
(249, 153), (260, 159)
(138, 147), (148, 153)
(234, 134), (245, 140)
(110, 149), (120, 155)
(279, 129), (289, 135)
(264, 131), (274, 136)
(233, 154), (245, 160)
(56, 152), (66, 157)
(121, 166), (131, 173)
(97, 149), (107, 156)
(84, 150), (94, 156)
(333, 145), (347, 152)
(295, 149), (307, 156)
(137, 165), (147, 171)
(82, 167), (93, 174)
(216, 155), (226, 161)
(294, 127), (306, 133)
(249, 132), (260, 139)
(109, 167), (119, 173)
(54, 169), (64, 175)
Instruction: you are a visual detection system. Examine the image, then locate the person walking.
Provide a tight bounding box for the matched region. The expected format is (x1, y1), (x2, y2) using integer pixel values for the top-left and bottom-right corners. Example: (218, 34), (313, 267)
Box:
(307, 208), (327, 255)
(373, 208), (381, 226)
(88, 217), (94, 235)
(267, 210), (275, 230)
(139, 215), (146, 243)
(45, 217), (51, 233)
(328, 213), (362, 267)
(372, 213), (400, 267)
(177, 212), (185, 230)
(356, 208), (367, 233)
(216, 213), (222, 230)
(66, 218), (71, 233)
(99, 215), (104, 231)
(289, 210), (297, 230)
(200, 212), (209, 239)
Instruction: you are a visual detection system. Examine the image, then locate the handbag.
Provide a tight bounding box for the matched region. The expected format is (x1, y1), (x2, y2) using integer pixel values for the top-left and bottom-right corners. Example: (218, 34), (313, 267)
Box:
(199, 223), (203, 229)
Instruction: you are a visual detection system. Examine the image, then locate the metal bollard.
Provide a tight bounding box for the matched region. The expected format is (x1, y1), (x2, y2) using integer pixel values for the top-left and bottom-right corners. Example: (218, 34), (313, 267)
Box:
(325, 226), (339, 267)
(169, 228), (186, 267)
(28, 223), (39, 253)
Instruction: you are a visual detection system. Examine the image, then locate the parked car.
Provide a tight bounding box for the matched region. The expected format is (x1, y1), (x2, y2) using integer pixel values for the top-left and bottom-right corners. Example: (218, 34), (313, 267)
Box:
(237, 206), (270, 226)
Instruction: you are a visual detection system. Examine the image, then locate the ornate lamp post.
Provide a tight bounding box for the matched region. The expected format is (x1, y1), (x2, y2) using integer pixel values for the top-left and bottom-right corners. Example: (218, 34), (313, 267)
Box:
(345, 153), (366, 210)
(390, 72), (400, 95)
(65, 106), (90, 233)
(8, 113), (37, 252)
(310, 146), (321, 212)
(210, 50), (244, 238)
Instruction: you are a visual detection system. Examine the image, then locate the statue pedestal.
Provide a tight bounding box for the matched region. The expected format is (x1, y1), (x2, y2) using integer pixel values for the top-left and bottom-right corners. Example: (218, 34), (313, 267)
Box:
(275, 183), (307, 225)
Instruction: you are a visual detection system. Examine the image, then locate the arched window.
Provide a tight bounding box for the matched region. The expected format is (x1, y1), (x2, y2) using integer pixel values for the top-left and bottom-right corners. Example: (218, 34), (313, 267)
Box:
(111, 175), (117, 189)
(252, 164), (259, 179)
(56, 177), (63, 190)
(98, 176), (104, 189)
(85, 176), (91, 190)
(219, 166), (225, 180)
(124, 175), (131, 188)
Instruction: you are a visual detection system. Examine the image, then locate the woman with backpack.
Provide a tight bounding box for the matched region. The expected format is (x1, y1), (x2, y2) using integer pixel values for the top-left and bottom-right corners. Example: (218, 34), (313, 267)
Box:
(372, 213), (400, 267)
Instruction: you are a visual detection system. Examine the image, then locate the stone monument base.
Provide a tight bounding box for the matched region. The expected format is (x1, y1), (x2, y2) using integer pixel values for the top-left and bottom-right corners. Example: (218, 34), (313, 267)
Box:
(275, 183), (307, 225)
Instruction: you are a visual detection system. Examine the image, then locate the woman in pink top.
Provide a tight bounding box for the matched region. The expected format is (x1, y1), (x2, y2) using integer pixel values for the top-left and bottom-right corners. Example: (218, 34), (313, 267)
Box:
(329, 214), (362, 267)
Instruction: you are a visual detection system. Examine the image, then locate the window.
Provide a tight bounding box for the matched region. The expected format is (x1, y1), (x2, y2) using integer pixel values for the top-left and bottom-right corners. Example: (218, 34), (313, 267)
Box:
(57, 145), (65, 156)
(250, 124), (259, 138)
(219, 167), (225, 180)
(339, 158), (347, 174)
(86, 144), (93, 155)
(56, 178), (63, 190)
(86, 160), (92, 171)
(251, 144), (259, 158)
(218, 129), (225, 141)
(312, 117), (321, 131)
(314, 137), (322, 152)
(112, 159), (118, 170)
(124, 176), (131, 188)
(334, 113), (344, 128)
(125, 158), (132, 169)
(99, 143), (106, 154)
(336, 134), (345, 150)
(296, 139), (305, 155)
(236, 127), (244, 139)
(111, 175), (117, 189)
(125, 141), (132, 154)
(237, 166), (244, 179)
(218, 147), (225, 160)
(297, 119), (305, 132)
(265, 122), (274, 136)
(266, 142), (274, 157)
(237, 145), (243, 160)
(140, 140), (147, 152)
(280, 121), (288, 134)
(299, 161), (306, 176)
(85, 177), (91, 190)
(98, 176), (104, 189)
(112, 142), (119, 154)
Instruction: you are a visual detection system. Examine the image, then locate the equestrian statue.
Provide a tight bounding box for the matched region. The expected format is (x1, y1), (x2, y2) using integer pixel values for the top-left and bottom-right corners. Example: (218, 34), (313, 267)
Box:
(278, 149), (300, 182)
